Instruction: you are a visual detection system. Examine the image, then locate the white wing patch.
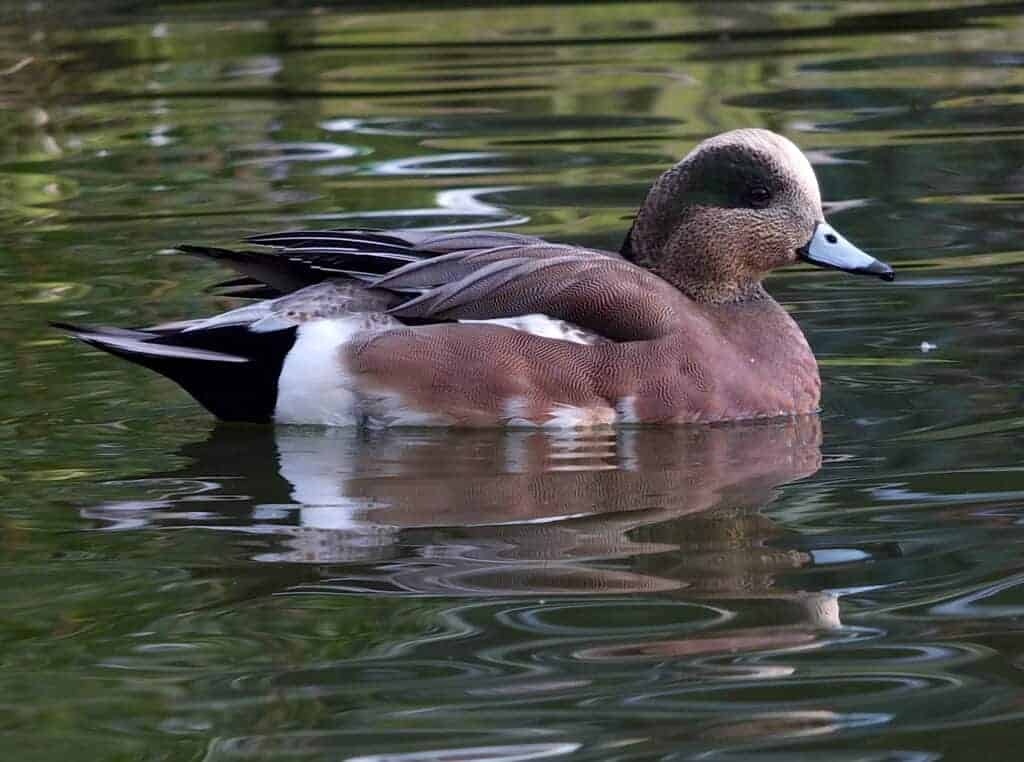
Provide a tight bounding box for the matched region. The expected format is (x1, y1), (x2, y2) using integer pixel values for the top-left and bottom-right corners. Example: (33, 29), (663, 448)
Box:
(460, 313), (602, 345)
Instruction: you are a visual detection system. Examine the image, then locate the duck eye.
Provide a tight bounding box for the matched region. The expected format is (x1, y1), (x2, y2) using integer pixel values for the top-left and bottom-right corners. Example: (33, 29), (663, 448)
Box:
(746, 186), (771, 207)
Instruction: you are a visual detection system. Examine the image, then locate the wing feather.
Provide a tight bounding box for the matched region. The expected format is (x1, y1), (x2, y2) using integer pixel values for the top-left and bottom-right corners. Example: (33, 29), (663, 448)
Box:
(179, 229), (684, 342)
(384, 248), (681, 341)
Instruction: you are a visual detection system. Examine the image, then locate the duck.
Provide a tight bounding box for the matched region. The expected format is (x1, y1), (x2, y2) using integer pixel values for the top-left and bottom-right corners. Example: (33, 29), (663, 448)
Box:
(56, 128), (894, 428)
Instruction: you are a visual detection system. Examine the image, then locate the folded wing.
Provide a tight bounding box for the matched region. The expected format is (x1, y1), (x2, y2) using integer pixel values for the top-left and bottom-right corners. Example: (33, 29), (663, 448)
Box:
(377, 244), (681, 341)
(181, 229), (684, 342)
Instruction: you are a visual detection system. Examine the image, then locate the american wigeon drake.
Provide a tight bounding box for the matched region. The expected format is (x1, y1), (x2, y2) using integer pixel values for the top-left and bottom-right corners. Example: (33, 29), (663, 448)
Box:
(57, 129), (893, 427)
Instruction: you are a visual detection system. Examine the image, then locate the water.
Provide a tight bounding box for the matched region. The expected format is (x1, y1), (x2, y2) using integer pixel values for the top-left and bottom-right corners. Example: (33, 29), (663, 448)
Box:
(2, 1), (1024, 759)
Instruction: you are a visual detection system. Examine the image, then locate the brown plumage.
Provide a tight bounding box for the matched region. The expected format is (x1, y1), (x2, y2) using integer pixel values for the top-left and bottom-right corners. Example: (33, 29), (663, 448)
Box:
(56, 129), (894, 426)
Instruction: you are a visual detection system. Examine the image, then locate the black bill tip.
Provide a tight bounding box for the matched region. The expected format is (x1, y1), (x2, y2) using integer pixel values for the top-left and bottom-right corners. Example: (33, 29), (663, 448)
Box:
(866, 259), (895, 281)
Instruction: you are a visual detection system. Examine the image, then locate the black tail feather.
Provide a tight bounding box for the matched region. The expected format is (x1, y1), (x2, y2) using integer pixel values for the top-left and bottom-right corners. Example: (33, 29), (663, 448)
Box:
(55, 322), (297, 422)
(59, 229), (541, 421)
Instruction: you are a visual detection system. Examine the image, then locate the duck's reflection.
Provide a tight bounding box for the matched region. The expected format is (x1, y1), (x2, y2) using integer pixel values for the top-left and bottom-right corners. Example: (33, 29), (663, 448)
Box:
(86, 418), (822, 597)
(86, 417), (840, 664)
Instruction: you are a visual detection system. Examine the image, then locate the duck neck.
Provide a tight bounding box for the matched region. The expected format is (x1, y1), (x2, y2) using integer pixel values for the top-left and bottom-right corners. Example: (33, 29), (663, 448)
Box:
(667, 273), (768, 305)
(621, 219), (768, 305)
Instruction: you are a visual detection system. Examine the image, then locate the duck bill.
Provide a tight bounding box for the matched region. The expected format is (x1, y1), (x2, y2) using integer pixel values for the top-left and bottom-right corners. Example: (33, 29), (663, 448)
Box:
(798, 222), (894, 281)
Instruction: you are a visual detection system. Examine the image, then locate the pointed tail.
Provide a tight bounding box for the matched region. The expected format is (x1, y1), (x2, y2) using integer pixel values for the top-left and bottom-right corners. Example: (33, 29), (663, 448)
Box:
(54, 322), (297, 422)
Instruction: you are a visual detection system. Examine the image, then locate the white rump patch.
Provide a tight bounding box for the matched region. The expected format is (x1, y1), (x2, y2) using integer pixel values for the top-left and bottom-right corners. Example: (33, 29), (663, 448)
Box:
(274, 314), (479, 429)
(460, 313), (600, 345)
(274, 318), (366, 426)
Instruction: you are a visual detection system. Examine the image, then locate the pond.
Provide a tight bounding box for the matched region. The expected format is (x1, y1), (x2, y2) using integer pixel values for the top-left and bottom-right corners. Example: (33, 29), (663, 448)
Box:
(3, 1), (1024, 759)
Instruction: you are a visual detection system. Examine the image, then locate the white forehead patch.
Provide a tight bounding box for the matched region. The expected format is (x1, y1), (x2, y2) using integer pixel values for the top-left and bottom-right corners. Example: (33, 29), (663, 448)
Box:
(772, 133), (822, 209)
(689, 128), (823, 209)
(460, 313), (600, 345)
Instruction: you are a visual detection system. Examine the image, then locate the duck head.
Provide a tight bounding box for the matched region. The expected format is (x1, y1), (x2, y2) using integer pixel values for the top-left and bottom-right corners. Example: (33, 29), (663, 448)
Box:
(623, 128), (893, 303)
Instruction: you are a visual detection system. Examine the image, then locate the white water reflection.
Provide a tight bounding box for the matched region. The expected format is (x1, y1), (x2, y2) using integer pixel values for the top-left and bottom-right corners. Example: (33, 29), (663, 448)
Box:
(372, 151), (509, 176)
